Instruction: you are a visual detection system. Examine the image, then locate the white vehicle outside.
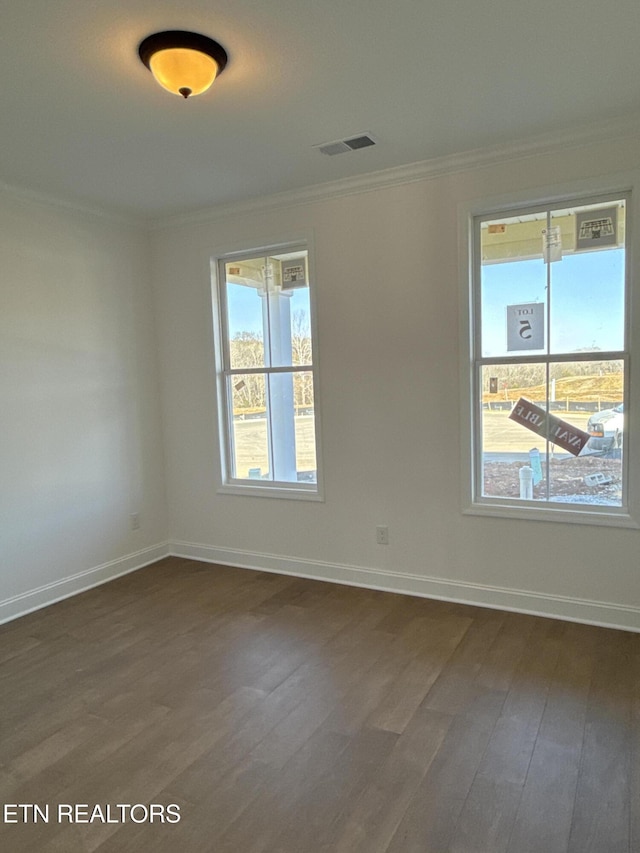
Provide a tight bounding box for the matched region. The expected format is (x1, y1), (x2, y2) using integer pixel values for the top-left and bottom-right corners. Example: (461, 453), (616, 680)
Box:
(586, 403), (624, 451)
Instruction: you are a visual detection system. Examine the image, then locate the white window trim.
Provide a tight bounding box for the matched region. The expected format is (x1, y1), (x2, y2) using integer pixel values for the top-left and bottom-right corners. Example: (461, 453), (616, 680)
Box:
(458, 174), (640, 528)
(211, 235), (324, 501)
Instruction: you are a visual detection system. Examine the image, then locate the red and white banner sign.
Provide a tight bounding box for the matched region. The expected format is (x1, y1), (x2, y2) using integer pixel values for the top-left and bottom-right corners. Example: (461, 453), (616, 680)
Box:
(508, 397), (590, 456)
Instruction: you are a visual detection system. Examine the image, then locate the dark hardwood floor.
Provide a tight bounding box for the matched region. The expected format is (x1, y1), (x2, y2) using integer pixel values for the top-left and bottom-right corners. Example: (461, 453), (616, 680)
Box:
(0, 556), (638, 852)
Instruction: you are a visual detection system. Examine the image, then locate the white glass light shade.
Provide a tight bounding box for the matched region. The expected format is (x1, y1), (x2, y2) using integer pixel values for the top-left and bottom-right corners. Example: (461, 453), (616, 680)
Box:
(138, 31), (228, 99)
(149, 48), (219, 98)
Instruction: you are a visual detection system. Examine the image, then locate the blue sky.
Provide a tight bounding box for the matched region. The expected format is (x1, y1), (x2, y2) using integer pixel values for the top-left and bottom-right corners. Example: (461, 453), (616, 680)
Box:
(481, 248), (625, 357)
(225, 249), (624, 353)
(227, 283), (311, 339)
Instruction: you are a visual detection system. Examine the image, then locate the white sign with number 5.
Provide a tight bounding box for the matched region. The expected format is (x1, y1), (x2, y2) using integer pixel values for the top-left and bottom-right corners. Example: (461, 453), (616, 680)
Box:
(506, 302), (544, 351)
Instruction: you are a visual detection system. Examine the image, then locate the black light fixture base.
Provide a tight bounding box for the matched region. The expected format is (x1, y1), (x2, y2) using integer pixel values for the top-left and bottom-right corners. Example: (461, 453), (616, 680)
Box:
(138, 30), (228, 77)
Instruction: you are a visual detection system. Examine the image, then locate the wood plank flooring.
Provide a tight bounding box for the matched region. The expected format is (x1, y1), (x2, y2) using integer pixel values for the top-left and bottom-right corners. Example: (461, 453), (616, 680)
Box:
(0, 557), (638, 852)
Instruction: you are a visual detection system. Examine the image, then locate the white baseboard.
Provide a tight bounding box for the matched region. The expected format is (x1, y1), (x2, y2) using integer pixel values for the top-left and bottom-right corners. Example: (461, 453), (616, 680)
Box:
(4, 540), (638, 633)
(170, 540), (640, 633)
(0, 543), (170, 625)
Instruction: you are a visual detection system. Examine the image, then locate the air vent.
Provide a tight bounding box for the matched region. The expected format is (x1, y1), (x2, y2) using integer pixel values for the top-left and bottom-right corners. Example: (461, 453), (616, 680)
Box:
(317, 141), (351, 156)
(344, 134), (376, 150)
(314, 133), (378, 156)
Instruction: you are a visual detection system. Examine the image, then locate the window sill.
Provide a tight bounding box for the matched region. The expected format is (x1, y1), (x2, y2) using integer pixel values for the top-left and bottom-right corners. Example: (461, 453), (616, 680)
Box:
(464, 498), (638, 528)
(217, 482), (324, 501)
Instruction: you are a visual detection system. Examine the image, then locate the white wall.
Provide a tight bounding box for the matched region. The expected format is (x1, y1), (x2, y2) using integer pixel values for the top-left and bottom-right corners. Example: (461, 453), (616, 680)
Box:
(0, 192), (168, 622)
(152, 134), (640, 630)
(4, 134), (637, 630)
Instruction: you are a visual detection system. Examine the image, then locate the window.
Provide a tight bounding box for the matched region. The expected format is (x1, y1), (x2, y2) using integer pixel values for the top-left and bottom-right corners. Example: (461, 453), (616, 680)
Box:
(213, 243), (321, 498)
(466, 191), (634, 523)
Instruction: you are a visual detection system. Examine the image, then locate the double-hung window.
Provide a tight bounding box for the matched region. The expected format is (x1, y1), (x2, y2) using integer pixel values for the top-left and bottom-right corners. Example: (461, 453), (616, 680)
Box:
(213, 243), (321, 498)
(465, 191), (634, 524)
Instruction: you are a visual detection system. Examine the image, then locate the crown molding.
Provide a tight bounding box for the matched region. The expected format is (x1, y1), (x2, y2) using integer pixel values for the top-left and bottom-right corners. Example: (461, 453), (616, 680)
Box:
(151, 112), (640, 231)
(0, 179), (145, 229)
(4, 111), (640, 230)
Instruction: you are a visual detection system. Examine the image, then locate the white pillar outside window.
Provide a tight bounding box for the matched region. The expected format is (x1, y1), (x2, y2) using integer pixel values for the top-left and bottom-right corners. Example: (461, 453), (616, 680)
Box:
(260, 275), (296, 482)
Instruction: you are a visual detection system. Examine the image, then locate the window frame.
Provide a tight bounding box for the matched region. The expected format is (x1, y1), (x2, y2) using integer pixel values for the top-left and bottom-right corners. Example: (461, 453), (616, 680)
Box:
(460, 178), (639, 527)
(211, 238), (324, 500)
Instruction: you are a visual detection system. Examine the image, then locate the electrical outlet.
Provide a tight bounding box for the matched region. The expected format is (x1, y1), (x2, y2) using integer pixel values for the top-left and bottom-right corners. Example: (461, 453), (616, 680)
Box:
(130, 513), (140, 531)
(376, 525), (389, 545)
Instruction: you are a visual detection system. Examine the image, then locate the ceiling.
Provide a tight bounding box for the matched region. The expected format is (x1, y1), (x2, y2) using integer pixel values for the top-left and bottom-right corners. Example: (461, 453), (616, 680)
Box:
(3, 0), (640, 220)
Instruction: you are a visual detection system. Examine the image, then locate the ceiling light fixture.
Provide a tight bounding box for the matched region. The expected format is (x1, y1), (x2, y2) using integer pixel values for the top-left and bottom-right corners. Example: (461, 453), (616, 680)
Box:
(138, 30), (228, 99)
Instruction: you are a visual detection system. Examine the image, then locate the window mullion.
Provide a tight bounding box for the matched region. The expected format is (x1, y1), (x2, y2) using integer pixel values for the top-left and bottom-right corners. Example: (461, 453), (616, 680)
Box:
(545, 209), (551, 502)
(478, 351), (625, 370)
(225, 364), (311, 377)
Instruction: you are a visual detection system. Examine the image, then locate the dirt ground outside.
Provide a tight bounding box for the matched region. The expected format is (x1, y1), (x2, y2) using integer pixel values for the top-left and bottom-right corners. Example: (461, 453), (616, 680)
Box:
(230, 410), (622, 504)
(481, 411), (622, 504)
(483, 456), (623, 503)
(232, 414), (316, 478)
